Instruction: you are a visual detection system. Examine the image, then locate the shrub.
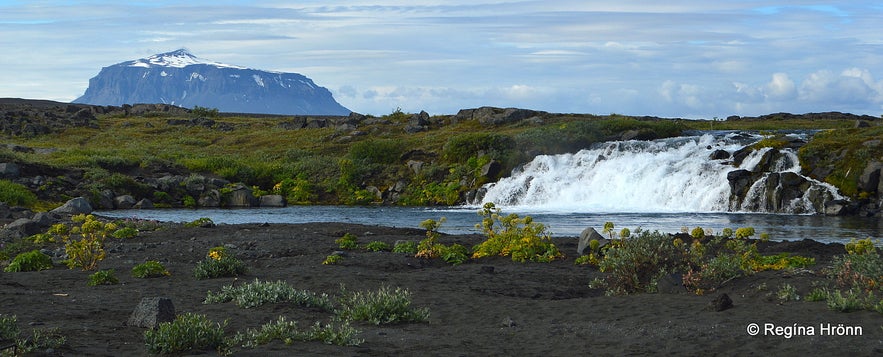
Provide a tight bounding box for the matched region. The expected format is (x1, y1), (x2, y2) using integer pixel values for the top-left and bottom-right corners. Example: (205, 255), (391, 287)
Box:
(734, 227), (755, 239)
(364, 241), (390, 252)
(443, 133), (515, 163)
(4, 249), (53, 272)
(392, 241), (417, 254)
(88, 269), (119, 286)
(322, 255), (343, 265)
(144, 313), (227, 355)
(204, 279), (333, 311)
(112, 227), (139, 239)
(594, 230), (686, 295)
(229, 317), (362, 349)
(335, 233), (358, 250)
(826, 288), (872, 312)
(690, 227), (705, 240)
(347, 138), (404, 165)
(806, 286), (829, 302)
(336, 285), (430, 325)
(439, 243), (469, 265)
(194, 248), (246, 280)
(416, 218), (445, 259)
(0, 314), (66, 355)
(471, 203), (562, 263)
(0, 179), (37, 208)
(845, 237), (876, 255)
(720, 228), (734, 239)
(776, 283), (800, 302)
(828, 251), (883, 291)
(46, 214), (118, 271)
(132, 260), (171, 278)
(184, 217), (214, 228)
(752, 253), (815, 271)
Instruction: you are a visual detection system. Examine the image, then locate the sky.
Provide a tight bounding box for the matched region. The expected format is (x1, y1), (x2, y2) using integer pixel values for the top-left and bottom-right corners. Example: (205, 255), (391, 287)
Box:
(0, 1), (881, 118)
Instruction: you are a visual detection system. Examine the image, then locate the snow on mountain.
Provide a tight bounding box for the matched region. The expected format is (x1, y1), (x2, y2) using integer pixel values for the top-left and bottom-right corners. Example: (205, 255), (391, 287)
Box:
(73, 49), (350, 116)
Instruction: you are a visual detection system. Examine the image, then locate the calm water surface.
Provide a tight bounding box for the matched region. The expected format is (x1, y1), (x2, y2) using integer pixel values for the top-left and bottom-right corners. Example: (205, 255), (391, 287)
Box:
(95, 205), (881, 244)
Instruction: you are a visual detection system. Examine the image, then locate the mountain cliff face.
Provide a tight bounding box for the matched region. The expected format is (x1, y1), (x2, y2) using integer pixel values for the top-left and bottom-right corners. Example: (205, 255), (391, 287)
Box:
(73, 49), (350, 115)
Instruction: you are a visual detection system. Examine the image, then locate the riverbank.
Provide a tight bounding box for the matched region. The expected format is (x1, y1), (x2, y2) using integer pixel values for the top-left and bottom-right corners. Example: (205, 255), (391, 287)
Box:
(2, 222), (881, 356)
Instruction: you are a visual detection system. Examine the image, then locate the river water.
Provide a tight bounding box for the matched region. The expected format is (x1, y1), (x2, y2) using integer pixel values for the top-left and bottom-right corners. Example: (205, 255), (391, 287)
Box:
(96, 131), (881, 244)
(95, 205), (881, 244)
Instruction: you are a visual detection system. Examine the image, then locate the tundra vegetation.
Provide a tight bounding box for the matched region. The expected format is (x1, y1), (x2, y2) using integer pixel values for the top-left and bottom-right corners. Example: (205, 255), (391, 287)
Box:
(2, 104), (875, 211)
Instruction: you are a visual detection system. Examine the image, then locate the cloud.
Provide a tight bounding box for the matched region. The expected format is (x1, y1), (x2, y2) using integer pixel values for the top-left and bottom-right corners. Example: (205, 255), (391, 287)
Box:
(0, 1), (881, 118)
(764, 73), (796, 100)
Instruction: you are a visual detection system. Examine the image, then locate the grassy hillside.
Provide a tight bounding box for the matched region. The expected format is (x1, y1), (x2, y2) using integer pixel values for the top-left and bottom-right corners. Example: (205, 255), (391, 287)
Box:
(0, 102), (878, 210)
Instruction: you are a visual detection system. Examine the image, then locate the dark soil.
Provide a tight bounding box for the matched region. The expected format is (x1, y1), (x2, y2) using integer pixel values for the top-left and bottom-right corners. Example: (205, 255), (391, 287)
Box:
(2, 222), (883, 356)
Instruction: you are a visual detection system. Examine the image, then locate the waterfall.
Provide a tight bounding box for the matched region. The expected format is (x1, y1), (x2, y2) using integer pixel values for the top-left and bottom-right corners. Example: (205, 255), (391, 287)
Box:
(479, 132), (842, 214)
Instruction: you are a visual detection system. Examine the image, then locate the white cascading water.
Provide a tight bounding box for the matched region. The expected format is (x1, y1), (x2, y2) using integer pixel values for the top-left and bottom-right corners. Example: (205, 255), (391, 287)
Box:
(479, 133), (840, 213)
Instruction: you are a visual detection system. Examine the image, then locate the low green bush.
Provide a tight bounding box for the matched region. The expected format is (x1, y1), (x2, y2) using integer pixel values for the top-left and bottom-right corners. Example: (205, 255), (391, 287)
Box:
(336, 285), (430, 325)
(593, 230), (686, 295)
(0, 314), (66, 354)
(229, 317), (362, 349)
(392, 241), (417, 254)
(204, 279), (333, 311)
(4, 250), (53, 272)
(335, 233), (358, 250)
(132, 260), (170, 278)
(144, 313), (227, 355)
(364, 241), (390, 252)
(88, 269), (119, 286)
(0, 179), (38, 208)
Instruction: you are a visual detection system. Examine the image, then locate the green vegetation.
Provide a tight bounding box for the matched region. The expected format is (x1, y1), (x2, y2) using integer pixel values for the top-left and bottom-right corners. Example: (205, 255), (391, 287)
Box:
(471, 203), (562, 262)
(194, 247), (246, 279)
(204, 279), (334, 310)
(0, 179), (37, 208)
(0, 314), (66, 355)
(144, 313), (227, 355)
(364, 241), (391, 252)
(335, 233), (358, 250)
(3, 249), (53, 272)
(131, 260), (171, 278)
(589, 225), (815, 295)
(229, 317), (362, 349)
(798, 126), (883, 197)
(336, 285), (430, 325)
(87, 269), (119, 286)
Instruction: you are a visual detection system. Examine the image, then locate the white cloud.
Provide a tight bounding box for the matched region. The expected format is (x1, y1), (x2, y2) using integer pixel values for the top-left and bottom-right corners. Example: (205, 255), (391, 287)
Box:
(764, 73), (796, 100)
(0, 1), (881, 117)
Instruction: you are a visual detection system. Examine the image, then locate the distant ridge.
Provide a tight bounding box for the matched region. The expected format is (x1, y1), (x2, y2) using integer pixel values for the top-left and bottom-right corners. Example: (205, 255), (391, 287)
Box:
(73, 49), (350, 116)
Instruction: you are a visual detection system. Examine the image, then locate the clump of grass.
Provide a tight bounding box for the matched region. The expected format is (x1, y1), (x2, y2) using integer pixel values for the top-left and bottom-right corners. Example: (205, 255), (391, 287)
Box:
(392, 241), (417, 254)
(229, 317), (362, 349)
(336, 285), (430, 325)
(0, 314), (67, 354)
(204, 279), (333, 311)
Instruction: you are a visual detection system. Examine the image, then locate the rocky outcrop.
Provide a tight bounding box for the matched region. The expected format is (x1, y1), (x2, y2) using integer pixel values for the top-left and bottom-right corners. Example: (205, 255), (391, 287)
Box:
(453, 107), (546, 126)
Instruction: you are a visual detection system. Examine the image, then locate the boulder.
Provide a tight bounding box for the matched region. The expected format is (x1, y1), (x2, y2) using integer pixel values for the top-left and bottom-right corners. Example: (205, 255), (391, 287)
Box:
(859, 161), (882, 194)
(479, 160), (503, 181)
(709, 149), (730, 160)
(134, 199), (154, 209)
(577, 227), (605, 256)
(51, 197), (93, 215)
(127, 297), (176, 329)
(198, 189), (221, 207)
(227, 185), (258, 207)
(0, 162), (20, 179)
(708, 293), (733, 312)
(114, 195), (137, 209)
(2, 218), (42, 240)
(259, 195), (286, 207)
(97, 189), (116, 210)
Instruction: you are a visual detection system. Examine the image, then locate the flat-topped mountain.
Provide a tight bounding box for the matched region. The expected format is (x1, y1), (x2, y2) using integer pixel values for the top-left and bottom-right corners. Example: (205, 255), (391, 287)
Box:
(73, 49), (350, 116)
